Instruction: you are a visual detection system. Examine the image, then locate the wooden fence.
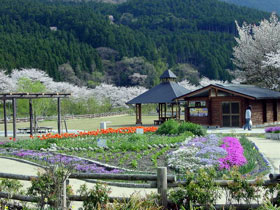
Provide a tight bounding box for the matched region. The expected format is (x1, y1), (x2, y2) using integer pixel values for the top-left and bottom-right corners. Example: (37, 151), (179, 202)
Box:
(0, 168), (280, 209)
(0, 111), (131, 124)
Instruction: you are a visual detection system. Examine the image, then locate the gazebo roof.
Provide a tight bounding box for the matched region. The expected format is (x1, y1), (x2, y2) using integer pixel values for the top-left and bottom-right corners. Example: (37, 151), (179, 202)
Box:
(127, 70), (190, 104)
(160, 70), (177, 79)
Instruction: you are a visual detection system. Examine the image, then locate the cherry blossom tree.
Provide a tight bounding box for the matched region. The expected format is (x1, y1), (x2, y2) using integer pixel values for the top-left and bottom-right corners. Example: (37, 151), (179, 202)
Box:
(0, 70), (15, 92)
(233, 13), (280, 90)
(263, 50), (280, 69)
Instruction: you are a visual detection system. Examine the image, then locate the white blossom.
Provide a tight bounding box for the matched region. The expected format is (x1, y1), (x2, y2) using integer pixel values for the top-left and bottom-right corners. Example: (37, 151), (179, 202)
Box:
(233, 13), (280, 90)
(263, 50), (280, 69)
(0, 70), (16, 92)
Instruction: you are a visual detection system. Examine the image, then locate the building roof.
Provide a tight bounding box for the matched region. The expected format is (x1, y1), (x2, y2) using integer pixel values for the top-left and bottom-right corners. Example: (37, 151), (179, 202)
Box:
(175, 84), (280, 100)
(160, 70), (177, 79)
(127, 81), (190, 104)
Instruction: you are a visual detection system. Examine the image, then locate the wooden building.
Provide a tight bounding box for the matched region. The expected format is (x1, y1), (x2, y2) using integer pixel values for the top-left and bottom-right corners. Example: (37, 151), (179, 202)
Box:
(127, 70), (190, 125)
(175, 84), (280, 127)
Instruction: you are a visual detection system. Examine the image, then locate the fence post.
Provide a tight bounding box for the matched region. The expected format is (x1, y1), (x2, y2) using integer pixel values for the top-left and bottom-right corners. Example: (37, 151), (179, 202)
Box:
(61, 178), (69, 210)
(157, 167), (168, 208)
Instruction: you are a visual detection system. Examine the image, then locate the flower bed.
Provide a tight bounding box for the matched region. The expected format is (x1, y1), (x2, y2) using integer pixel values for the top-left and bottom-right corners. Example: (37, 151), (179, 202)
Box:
(0, 149), (122, 174)
(34, 126), (158, 141)
(265, 126), (280, 140)
(167, 134), (247, 173)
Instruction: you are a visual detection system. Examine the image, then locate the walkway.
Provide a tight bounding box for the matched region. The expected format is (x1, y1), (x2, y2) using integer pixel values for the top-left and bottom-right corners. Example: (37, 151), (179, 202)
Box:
(0, 158), (156, 210)
(248, 137), (280, 173)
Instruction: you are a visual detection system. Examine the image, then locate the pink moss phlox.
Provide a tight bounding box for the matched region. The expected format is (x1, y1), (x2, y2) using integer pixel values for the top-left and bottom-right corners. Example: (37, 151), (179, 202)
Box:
(219, 137), (247, 170)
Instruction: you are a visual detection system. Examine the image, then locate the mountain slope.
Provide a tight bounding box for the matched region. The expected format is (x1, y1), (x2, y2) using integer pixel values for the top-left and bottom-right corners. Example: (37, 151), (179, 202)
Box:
(0, 0), (269, 86)
(219, 0), (280, 14)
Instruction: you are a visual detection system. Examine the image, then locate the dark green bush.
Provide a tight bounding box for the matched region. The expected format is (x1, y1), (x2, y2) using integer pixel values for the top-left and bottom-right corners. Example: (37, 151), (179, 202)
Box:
(178, 121), (206, 136)
(156, 119), (179, 135)
(156, 120), (206, 136)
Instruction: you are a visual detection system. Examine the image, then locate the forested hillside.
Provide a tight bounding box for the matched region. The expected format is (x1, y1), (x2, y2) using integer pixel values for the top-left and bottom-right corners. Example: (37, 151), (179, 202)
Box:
(219, 0), (280, 14)
(0, 0), (268, 87)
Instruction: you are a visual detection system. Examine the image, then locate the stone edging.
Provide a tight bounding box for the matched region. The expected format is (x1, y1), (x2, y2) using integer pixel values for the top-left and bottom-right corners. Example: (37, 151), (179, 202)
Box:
(251, 142), (274, 176)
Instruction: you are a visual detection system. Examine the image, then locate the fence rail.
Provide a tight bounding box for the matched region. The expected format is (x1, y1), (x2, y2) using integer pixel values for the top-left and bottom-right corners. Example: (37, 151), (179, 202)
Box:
(0, 111), (131, 124)
(0, 167), (279, 209)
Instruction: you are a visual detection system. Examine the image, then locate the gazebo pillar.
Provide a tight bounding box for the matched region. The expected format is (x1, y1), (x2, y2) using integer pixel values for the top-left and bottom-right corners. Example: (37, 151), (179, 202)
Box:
(175, 100), (180, 120)
(3, 99), (7, 137)
(29, 99), (33, 136)
(12, 98), (16, 139)
(136, 103), (142, 125)
(164, 103), (167, 118)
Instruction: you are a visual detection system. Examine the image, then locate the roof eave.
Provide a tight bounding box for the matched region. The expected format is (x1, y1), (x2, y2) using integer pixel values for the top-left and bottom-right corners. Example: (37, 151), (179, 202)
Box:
(174, 84), (257, 100)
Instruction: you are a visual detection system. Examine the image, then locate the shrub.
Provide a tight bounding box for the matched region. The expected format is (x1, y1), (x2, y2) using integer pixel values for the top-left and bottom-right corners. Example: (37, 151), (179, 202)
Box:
(27, 166), (72, 209)
(168, 168), (220, 209)
(78, 183), (110, 210)
(109, 193), (163, 210)
(156, 120), (205, 136)
(178, 122), (206, 136)
(156, 120), (179, 135)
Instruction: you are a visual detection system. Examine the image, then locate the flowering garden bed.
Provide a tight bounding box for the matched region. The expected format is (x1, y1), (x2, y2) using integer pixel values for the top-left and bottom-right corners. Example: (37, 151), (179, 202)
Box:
(265, 126), (280, 140)
(0, 126), (270, 177)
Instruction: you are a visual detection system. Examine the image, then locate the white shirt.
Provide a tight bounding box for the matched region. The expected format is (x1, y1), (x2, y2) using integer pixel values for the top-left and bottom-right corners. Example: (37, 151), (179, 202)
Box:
(245, 109), (251, 119)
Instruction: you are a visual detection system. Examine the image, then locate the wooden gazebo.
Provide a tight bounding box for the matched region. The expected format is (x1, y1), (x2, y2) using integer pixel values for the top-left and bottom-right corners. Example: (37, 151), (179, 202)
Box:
(127, 70), (190, 125)
(1, 93), (71, 139)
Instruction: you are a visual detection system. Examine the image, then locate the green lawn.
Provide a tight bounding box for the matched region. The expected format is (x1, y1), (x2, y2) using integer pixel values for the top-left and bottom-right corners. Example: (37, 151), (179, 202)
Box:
(5, 114), (157, 132)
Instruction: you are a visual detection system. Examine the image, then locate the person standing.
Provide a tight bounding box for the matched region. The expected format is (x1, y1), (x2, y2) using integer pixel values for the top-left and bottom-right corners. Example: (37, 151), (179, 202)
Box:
(244, 105), (252, 130)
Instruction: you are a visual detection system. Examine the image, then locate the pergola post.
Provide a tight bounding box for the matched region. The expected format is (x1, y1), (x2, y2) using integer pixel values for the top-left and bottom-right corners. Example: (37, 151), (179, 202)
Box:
(29, 99), (33, 136)
(136, 103), (142, 125)
(12, 98), (16, 139)
(57, 97), (61, 134)
(3, 99), (7, 137)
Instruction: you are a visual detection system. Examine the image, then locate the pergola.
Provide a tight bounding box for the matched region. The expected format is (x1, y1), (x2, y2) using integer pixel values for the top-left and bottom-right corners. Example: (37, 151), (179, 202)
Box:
(0, 93), (71, 139)
(126, 70), (190, 125)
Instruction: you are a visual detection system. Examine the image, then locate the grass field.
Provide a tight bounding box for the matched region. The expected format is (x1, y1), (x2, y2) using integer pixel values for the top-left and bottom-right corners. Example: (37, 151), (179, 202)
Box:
(4, 114), (157, 132)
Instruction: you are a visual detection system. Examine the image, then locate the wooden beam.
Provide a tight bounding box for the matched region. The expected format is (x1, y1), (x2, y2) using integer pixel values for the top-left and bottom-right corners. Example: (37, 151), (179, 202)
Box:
(29, 99), (33, 136)
(139, 104), (142, 124)
(208, 99), (212, 125)
(158, 103), (160, 120)
(136, 104), (142, 125)
(12, 98), (16, 139)
(3, 99), (7, 137)
(273, 100), (278, 121)
(58, 97), (61, 134)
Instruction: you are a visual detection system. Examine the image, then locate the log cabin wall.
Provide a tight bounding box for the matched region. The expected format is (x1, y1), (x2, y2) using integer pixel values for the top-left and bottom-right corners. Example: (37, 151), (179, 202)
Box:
(248, 100), (263, 125)
(266, 100), (274, 123)
(186, 96), (245, 127)
(210, 96), (244, 127)
(180, 85), (280, 127)
(186, 97), (209, 125)
(278, 100), (280, 121)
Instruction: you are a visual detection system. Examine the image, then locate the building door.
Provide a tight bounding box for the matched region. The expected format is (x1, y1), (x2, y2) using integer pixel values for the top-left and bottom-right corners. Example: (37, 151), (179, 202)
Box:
(222, 102), (240, 127)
